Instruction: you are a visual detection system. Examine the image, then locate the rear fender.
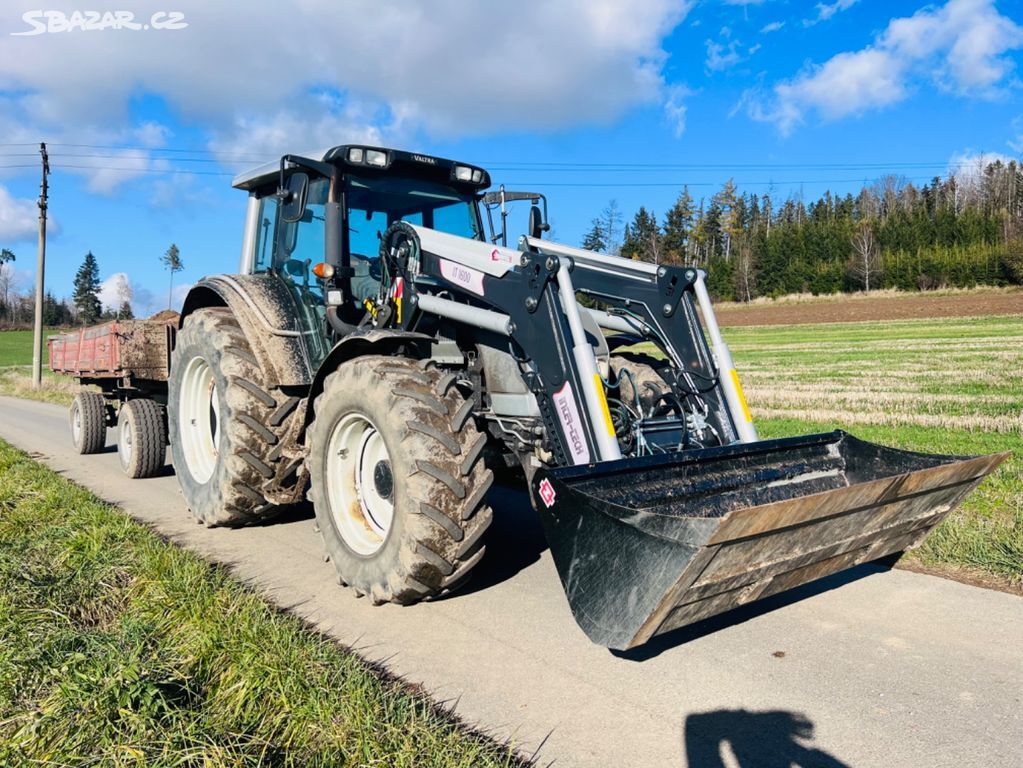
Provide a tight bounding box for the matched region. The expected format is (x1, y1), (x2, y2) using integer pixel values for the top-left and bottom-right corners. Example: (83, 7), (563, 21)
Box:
(180, 275), (313, 387)
(301, 329), (435, 435)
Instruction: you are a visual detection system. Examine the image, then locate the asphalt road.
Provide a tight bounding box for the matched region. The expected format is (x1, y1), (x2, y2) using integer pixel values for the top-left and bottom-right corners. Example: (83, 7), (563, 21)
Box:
(1, 395), (1020, 768)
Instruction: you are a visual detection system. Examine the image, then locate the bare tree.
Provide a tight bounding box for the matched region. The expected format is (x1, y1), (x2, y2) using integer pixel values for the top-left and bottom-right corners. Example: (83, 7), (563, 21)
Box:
(598, 200), (623, 256)
(734, 237), (756, 302)
(848, 221), (880, 291)
(115, 275), (133, 319)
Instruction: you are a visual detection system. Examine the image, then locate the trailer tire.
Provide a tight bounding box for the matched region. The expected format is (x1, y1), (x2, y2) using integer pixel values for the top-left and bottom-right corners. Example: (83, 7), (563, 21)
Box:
(308, 356), (493, 604)
(118, 399), (166, 479)
(168, 308), (294, 526)
(70, 391), (107, 454)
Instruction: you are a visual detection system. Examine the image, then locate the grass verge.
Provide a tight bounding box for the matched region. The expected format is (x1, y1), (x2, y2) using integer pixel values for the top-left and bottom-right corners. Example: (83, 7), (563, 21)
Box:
(0, 367), (78, 406)
(0, 439), (525, 768)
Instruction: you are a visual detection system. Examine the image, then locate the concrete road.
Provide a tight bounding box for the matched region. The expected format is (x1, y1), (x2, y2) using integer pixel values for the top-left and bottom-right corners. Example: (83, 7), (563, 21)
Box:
(1, 395), (1020, 767)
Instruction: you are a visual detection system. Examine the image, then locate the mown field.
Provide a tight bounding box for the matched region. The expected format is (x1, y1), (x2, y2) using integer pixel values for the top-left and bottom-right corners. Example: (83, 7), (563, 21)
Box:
(1, 311), (1021, 588)
(0, 440), (524, 767)
(728, 314), (1021, 589)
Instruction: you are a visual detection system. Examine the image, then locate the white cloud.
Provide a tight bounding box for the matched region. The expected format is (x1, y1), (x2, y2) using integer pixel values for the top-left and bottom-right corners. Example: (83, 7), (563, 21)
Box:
(0, 185), (39, 241)
(1009, 117), (1023, 153)
(948, 150), (1014, 178)
(706, 38), (743, 71)
(98, 272), (132, 312)
(805, 0), (859, 26)
(705, 26), (758, 72)
(760, 21), (785, 33)
(0, 0), (694, 158)
(0, 104), (175, 194)
(664, 85), (693, 137)
(742, 0), (1023, 134)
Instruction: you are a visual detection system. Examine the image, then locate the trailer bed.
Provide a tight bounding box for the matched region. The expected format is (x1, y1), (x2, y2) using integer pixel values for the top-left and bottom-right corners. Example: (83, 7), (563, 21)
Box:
(48, 315), (177, 383)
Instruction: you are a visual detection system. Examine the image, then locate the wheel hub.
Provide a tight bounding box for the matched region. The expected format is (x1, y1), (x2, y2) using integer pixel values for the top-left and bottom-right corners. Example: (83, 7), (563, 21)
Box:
(324, 413), (395, 556)
(373, 460), (393, 500)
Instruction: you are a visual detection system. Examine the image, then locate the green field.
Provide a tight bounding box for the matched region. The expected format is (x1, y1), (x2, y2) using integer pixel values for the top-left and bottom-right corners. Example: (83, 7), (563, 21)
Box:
(725, 314), (1022, 588)
(2, 314), (1021, 588)
(0, 440), (522, 767)
(0, 329), (78, 405)
(0, 329), (50, 367)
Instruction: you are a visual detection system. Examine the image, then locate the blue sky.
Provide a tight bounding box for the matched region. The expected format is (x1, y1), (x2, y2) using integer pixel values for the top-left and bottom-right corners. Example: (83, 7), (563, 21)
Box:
(0, 0), (1020, 315)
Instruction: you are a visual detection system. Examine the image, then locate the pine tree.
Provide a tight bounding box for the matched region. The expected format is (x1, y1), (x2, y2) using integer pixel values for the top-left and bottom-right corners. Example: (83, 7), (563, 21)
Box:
(161, 243), (184, 309)
(662, 188), (694, 265)
(119, 300), (134, 320)
(72, 251), (102, 325)
(621, 207), (661, 263)
(581, 221), (607, 252)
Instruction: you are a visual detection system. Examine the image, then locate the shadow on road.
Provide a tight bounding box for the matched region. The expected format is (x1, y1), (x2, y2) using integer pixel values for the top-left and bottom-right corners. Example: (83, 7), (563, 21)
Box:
(614, 563), (890, 661)
(440, 481), (548, 598)
(684, 709), (851, 767)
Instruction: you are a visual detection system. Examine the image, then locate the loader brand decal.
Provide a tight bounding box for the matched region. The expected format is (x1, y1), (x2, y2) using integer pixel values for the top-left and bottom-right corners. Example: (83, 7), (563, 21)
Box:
(439, 258), (486, 296)
(490, 248), (513, 264)
(552, 381), (590, 464)
(538, 478), (557, 508)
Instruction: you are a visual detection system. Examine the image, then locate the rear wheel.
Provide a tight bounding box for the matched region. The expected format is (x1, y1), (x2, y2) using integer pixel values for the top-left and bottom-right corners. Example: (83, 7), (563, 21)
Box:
(168, 308), (302, 526)
(118, 398), (166, 479)
(70, 391), (107, 454)
(308, 357), (493, 604)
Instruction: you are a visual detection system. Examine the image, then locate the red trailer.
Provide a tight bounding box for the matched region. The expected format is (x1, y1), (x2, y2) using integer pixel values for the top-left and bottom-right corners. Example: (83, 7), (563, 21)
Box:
(48, 313), (177, 478)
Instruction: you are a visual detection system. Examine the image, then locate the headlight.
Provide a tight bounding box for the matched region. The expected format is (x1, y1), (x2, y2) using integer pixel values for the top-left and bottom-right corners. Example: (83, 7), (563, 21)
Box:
(347, 148), (364, 164)
(471, 169), (483, 183)
(365, 150), (388, 167)
(454, 165), (473, 182)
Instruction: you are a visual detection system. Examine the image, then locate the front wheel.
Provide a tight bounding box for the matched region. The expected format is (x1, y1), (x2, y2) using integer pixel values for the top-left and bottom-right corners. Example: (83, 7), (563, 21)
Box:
(308, 357), (493, 604)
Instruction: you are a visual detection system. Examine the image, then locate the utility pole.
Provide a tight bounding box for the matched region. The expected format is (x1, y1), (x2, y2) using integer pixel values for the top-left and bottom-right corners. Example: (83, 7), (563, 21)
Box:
(31, 142), (49, 389)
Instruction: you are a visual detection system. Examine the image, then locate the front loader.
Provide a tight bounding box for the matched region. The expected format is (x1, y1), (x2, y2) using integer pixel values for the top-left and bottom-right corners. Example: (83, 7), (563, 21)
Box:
(163, 145), (1007, 650)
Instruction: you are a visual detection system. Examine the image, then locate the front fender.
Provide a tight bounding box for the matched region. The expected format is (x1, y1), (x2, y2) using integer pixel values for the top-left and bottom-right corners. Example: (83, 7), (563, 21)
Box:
(302, 329), (434, 432)
(180, 274), (314, 387)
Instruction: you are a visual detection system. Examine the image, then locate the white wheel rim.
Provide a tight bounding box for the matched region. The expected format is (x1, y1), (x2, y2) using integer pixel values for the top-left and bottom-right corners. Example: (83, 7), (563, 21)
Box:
(71, 401), (82, 444)
(325, 413), (395, 556)
(178, 357), (220, 483)
(119, 411), (133, 468)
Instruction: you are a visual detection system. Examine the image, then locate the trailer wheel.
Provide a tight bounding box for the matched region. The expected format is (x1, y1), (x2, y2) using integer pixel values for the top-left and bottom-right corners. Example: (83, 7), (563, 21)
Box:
(118, 399), (167, 479)
(70, 391), (107, 454)
(168, 308), (296, 526)
(308, 357), (493, 604)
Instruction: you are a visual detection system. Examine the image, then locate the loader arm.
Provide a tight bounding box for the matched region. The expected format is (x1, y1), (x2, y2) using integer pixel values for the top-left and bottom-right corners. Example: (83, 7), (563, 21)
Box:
(361, 222), (1008, 650)
(376, 223), (742, 469)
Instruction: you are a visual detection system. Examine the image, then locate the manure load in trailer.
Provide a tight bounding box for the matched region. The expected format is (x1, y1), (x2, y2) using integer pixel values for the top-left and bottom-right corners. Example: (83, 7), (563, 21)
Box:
(48, 145), (1009, 648)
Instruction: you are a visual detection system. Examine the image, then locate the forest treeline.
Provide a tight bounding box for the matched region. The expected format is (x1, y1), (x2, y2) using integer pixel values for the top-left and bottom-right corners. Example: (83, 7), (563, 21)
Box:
(580, 158), (1023, 301)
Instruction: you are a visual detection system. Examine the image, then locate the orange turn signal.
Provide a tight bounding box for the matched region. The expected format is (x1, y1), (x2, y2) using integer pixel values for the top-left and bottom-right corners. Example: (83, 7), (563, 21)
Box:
(312, 262), (335, 279)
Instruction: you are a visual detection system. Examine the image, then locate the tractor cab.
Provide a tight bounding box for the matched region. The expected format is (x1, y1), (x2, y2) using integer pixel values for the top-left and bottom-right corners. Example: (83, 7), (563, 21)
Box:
(233, 145), (494, 363)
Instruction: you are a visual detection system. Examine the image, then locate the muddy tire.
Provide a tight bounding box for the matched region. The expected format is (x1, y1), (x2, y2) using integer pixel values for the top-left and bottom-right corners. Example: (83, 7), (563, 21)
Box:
(168, 308), (301, 526)
(70, 391), (107, 454)
(118, 398), (166, 479)
(308, 356), (493, 604)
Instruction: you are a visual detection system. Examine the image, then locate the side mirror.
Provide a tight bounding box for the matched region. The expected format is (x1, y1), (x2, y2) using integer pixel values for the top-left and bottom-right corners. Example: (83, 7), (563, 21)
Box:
(281, 172), (309, 223)
(528, 204), (547, 239)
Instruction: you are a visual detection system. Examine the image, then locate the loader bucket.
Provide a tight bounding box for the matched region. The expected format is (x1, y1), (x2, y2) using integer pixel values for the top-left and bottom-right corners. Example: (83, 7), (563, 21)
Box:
(531, 431), (1008, 650)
